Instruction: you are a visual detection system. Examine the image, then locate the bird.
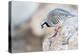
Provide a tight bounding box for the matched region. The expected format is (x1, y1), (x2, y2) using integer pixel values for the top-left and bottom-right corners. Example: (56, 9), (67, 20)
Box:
(41, 8), (74, 28)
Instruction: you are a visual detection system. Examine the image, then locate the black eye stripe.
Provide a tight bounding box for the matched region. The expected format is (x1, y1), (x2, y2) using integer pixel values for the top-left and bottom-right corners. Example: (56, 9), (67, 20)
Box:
(41, 22), (50, 28)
